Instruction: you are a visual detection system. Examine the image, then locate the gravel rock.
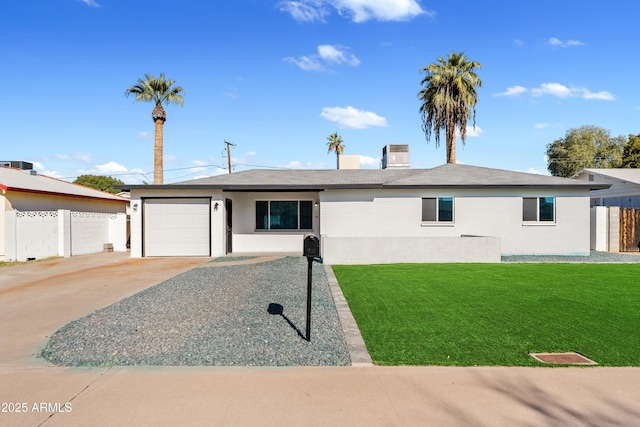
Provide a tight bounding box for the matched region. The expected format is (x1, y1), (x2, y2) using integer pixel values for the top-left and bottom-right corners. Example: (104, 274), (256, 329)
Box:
(502, 250), (640, 263)
(41, 257), (350, 367)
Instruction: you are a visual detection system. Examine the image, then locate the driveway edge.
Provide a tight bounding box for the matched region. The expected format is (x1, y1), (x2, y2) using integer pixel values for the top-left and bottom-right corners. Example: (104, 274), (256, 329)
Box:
(323, 264), (373, 366)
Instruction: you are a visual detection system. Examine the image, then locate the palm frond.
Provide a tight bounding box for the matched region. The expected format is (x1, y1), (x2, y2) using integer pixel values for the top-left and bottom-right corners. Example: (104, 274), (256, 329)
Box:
(418, 51), (482, 162)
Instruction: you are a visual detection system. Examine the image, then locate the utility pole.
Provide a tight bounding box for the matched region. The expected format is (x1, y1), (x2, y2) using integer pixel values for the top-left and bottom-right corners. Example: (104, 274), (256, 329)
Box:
(224, 140), (236, 174)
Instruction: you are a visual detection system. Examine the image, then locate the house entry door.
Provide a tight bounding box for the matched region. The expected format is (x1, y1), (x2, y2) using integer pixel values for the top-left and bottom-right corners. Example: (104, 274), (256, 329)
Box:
(226, 199), (233, 254)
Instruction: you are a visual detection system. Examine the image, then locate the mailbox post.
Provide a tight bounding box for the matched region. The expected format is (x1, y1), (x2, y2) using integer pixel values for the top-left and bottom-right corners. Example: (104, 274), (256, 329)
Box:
(302, 234), (320, 341)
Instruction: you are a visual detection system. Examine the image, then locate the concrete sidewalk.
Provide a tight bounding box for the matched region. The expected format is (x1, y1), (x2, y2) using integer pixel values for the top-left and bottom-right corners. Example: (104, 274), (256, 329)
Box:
(1, 253), (640, 426)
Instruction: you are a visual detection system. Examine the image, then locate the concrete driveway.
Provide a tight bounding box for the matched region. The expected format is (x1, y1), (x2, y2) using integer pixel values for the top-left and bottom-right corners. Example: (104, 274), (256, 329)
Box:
(2, 252), (640, 426)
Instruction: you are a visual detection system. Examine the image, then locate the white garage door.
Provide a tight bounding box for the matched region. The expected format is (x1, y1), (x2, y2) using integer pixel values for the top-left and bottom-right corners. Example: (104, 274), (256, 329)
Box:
(144, 198), (210, 256)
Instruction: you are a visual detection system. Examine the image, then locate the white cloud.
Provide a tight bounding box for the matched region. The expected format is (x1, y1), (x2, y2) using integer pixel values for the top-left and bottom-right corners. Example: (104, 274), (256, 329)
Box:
(278, 0), (429, 23)
(493, 85), (527, 97)
(582, 89), (615, 101)
(465, 125), (483, 137)
(78, 0), (101, 7)
(532, 82), (573, 98)
(42, 170), (64, 178)
(138, 131), (151, 139)
(513, 39), (524, 47)
(548, 37), (585, 47)
(534, 123), (550, 129)
(224, 87), (239, 99)
(95, 161), (128, 174)
(494, 83), (614, 101)
(277, 0), (330, 22)
(335, 0), (427, 22)
(532, 83), (615, 100)
(317, 45), (360, 66)
(285, 44), (360, 72)
(320, 106), (388, 129)
(31, 161), (46, 171)
(284, 55), (325, 72)
(278, 160), (327, 169)
(360, 155), (381, 168)
(525, 167), (550, 176)
(30, 161), (63, 178)
(51, 152), (92, 163)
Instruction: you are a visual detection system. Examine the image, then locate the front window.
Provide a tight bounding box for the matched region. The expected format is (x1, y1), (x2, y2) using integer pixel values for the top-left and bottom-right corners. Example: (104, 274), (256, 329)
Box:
(422, 197), (454, 223)
(523, 197), (555, 222)
(256, 200), (313, 230)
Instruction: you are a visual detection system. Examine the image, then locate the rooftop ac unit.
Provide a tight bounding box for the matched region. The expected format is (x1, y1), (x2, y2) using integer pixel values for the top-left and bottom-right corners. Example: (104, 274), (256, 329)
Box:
(0, 161), (33, 170)
(381, 145), (410, 169)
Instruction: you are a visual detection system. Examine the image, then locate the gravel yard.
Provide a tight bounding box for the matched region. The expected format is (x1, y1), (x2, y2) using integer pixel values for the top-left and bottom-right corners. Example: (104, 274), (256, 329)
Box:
(41, 257), (350, 367)
(502, 250), (640, 263)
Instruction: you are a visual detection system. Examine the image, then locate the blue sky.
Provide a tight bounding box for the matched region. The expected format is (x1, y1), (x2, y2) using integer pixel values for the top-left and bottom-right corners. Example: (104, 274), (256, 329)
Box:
(2, 0), (639, 183)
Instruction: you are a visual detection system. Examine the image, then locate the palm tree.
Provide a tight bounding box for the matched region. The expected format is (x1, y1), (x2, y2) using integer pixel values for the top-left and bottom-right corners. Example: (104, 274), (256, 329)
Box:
(418, 52), (482, 164)
(125, 73), (184, 184)
(326, 132), (345, 169)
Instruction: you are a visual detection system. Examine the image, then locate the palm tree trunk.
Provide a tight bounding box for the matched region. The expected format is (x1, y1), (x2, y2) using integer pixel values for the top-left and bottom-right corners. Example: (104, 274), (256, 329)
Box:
(446, 123), (456, 164)
(154, 118), (164, 184)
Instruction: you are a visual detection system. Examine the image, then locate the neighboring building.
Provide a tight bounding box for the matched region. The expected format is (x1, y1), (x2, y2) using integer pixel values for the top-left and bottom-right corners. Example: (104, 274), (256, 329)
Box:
(573, 168), (640, 208)
(573, 168), (640, 252)
(1, 164), (129, 260)
(120, 154), (608, 264)
(337, 155), (362, 170)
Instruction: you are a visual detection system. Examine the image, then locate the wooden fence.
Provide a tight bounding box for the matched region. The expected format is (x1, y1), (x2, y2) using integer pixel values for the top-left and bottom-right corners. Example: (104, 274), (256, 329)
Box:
(620, 208), (640, 252)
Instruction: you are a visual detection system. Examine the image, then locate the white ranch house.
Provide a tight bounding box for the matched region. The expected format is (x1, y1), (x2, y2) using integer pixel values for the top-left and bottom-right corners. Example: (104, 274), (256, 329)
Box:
(121, 160), (607, 264)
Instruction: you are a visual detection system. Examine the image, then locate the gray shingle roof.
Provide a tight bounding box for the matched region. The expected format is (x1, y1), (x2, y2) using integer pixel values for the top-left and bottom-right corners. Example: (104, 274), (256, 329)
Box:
(120, 163), (609, 191)
(0, 167), (129, 202)
(579, 168), (640, 185)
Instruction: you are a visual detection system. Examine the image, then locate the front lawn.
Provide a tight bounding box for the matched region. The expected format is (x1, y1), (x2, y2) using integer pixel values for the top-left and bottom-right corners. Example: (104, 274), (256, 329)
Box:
(332, 263), (640, 366)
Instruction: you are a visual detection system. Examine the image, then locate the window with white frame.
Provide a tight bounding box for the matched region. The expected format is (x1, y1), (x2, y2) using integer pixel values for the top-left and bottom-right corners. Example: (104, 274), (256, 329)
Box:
(255, 200), (313, 230)
(522, 197), (555, 222)
(421, 197), (454, 222)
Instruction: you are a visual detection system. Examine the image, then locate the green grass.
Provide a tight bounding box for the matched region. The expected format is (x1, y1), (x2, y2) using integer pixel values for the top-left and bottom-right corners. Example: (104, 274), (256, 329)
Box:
(0, 257), (59, 268)
(0, 261), (21, 268)
(332, 264), (640, 366)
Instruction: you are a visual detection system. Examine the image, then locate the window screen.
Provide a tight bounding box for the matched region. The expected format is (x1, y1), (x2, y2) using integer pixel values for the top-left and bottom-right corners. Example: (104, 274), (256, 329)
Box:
(422, 198), (437, 222)
(522, 198), (538, 221)
(422, 198), (453, 222)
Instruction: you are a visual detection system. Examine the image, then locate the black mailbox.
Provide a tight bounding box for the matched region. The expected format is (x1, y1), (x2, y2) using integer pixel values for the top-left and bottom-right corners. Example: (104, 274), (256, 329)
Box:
(303, 234), (320, 258)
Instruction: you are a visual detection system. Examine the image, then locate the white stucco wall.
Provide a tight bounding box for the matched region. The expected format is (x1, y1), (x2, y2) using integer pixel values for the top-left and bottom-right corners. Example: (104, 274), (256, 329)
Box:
(128, 186), (590, 262)
(70, 212), (127, 256)
(1, 191), (127, 258)
(129, 189), (321, 257)
(227, 191), (320, 253)
(322, 236), (501, 264)
(129, 189), (224, 258)
(5, 211), (59, 261)
(4, 210), (127, 261)
(319, 188), (590, 262)
(590, 206), (608, 251)
(0, 193), (6, 256)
